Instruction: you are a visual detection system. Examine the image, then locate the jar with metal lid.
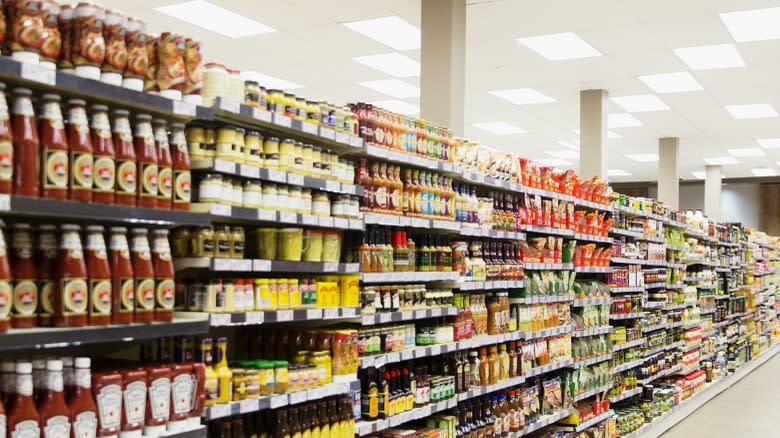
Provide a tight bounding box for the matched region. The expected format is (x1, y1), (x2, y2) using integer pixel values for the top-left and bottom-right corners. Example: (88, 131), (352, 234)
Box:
(282, 93), (296, 118)
(274, 361), (290, 393)
(320, 102), (334, 128)
(301, 144), (313, 176)
(306, 351), (332, 385)
(202, 62), (228, 107)
(294, 97), (306, 122)
(198, 173), (223, 203)
(261, 183), (278, 211)
(311, 193), (330, 217)
(245, 131), (263, 166)
(231, 227), (245, 258)
(337, 159), (348, 184)
(305, 100), (321, 126)
(335, 107), (347, 133)
(276, 185), (290, 212)
(312, 147), (323, 177)
(329, 151), (339, 180)
(258, 87), (268, 110)
(243, 180), (262, 208)
(186, 125), (210, 159)
(331, 195), (347, 218)
(214, 226), (231, 258)
(233, 127), (246, 163)
(267, 89), (284, 113)
(230, 178), (244, 206)
(279, 138), (295, 172)
(263, 137), (280, 170)
(321, 150), (332, 179)
(292, 142), (304, 175)
(289, 186), (303, 214)
(257, 361), (275, 395)
(347, 196), (360, 218)
(216, 126), (237, 161)
(190, 227), (216, 257)
(244, 80), (261, 107)
(171, 228), (190, 257)
(301, 189), (312, 214)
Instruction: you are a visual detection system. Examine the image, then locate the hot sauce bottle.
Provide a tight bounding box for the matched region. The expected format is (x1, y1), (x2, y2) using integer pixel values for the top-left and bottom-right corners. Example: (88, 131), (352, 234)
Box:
(152, 119), (172, 210)
(11, 88), (39, 197)
(0, 82), (13, 194)
(7, 362), (40, 438)
(69, 357), (98, 438)
(54, 224), (88, 328)
(10, 223), (37, 328)
(151, 229), (174, 322)
(169, 123), (190, 211)
(38, 359), (70, 438)
(89, 104), (116, 204)
(85, 225), (111, 326)
(66, 99), (94, 203)
(119, 368), (146, 437)
(39, 93), (69, 200)
(36, 224), (57, 327)
(111, 109), (136, 207)
(91, 370), (122, 437)
(134, 114), (157, 208)
(130, 228), (155, 323)
(108, 226), (133, 325)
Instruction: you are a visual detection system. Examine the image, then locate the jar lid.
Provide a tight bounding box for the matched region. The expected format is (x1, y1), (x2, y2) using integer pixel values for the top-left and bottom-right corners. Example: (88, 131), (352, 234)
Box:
(40, 93), (60, 101)
(90, 103), (109, 113)
(136, 113), (152, 122)
(67, 98), (87, 106)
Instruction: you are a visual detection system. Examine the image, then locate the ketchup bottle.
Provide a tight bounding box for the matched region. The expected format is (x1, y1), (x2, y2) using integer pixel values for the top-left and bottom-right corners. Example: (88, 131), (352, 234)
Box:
(130, 228), (155, 323)
(39, 93), (69, 200)
(38, 359), (70, 438)
(66, 99), (94, 203)
(169, 122), (190, 211)
(167, 362), (193, 433)
(92, 371), (122, 437)
(85, 225), (112, 326)
(54, 224), (88, 328)
(143, 365), (171, 437)
(0, 82), (13, 194)
(0, 220), (13, 332)
(7, 362), (40, 438)
(11, 88), (40, 197)
(69, 358), (97, 438)
(10, 223), (38, 328)
(36, 224), (58, 327)
(151, 229), (174, 322)
(111, 109), (137, 207)
(89, 104), (116, 205)
(119, 369), (146, 437)
(0, 361), (14, 409)
(109, 226), (134, 325)
(134, 114), (157, 209)
(152, 119), (172, 210)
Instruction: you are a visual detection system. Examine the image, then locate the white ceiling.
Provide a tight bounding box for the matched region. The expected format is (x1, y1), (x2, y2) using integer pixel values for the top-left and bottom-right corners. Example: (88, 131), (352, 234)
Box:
(96, 0), (780, 182)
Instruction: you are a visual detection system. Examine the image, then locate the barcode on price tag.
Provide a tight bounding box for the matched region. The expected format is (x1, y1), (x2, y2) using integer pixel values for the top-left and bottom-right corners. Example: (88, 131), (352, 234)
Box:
(273, 114), (292, 128)
(379, 313), (391, 323)
(21, 63), (55, 85)
(252, 108), (272, 122)
(287, 173), (304, 186)
(325, 180), (340, 192)
(210, 313), (231, 326)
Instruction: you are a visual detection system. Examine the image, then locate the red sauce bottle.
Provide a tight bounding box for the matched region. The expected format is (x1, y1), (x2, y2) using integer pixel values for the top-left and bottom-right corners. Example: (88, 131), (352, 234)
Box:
(12, 88), (40, 197)
(54, 224), (88, 328)
(92, 371), (122, 437)
(119, 369), (146, 437)
(66, 99), (94, 203)
(134, 114), (157, 208)
(1, 361), (15, 410)
(38, 359), (70, 438)
(89, 104), (115, 205)
(36, 224), (58, 327)
(152, 119), (172, 210)
(130, 228), (155, 323)
(188, 361), (205, 428)
(0, 82), (13, 194)
(0, 221), (13, 332)
(167, 363), (193, 433)
(39, 93), (69, 200)
(111, 109), (137, 207)
(108, 227), (134, 325)
(169, 123), (190, 211)
(151, 229), (174, 322)
(10, 223), (37, 328)
(69, 357), (98, 438)
(85, 225), (111, 326)
(143, 366), (170, 437)
(7, 362), (40, 438)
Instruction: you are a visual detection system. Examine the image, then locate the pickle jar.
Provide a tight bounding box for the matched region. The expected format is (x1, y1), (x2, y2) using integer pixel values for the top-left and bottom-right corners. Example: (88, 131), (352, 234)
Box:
(230, 227), (245, 258)
(244, 80), (261, 107)
(261, 183), (278, 211)
(190, 227), (215, 257)
(301, 144), (313, 176)
(171, 228), (191, 257)
(233, 128), (246, 163)
(186, 125), (211, 159)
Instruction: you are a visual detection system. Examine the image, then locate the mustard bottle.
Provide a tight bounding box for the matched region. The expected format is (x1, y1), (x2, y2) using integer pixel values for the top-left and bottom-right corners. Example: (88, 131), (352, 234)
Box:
(214, 337), (233, 404)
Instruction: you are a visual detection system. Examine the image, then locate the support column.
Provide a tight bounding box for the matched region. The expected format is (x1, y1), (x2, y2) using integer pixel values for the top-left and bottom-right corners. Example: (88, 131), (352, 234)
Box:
(658, 137), (680, 209)
(579, 89), (608, 178)
(705, 165), (722, 221)
(420, 0), (466, 135)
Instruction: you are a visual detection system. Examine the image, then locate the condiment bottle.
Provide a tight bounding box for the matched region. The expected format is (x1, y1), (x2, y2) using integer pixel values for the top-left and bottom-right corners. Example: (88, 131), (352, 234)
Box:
(69, 358), (98, 438)
(130, 228), (155, 323)
(188, 359), (206, 429)
(92, 370), (122, 437)
(198, 338), (218, 407)
(109, 227), (134, 325)
(39, 93), (68, 199)
(169, 123), (191, 211)
(111, 109), (137, 206)
(90, 104), (116, 204)
(8, 362), (40, 437)
(9, 223), (36, 328)
(134, 114), (158, 208)
(85, 225), (112, 326)
(0, 362), (14, 410)
(66, 99), (94, 202)
(167, 362), (193, 433)
(119, 369), (147, 437)
(143, 363), (171, 437)
(213, 337), (232, 404)
(38, 359), (69, 438)
(54, 224), (88, 328)
(151, 229), (174, 322)
(0, 83), (12, 194)
(11, 88), (39, 197)
(153, 119), (172, 209)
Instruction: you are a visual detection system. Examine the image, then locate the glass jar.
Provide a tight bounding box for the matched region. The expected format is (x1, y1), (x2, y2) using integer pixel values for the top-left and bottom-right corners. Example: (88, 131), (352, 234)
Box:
(186, 125), (211, 159)
(345, 161), (355, 185)
(202, 62), (228, 106)
(279, 138), (295, 172)
(245, 131), (263, 167)
(243, 181), (262, 208)
(276, 186), (290, 212)
(198, 173), (222, 203)
(305, 100), (321, 126)
(263, 137), (280, 170)
(312, 147), (323, 178)
(294, 97), (306, 122)
(307, 351), (332, 386)
(227, 68), (244, 103)
(233, 128), (246, 163)
(261, 183), (278, 211)
(312, 193), (330, 217)
(283, 93), (296, 118)
(331, 196), (346, 218)
(257, 361), (275, 395)
(244, 80), (261, 107)
(301, 144), (313, 176)
(230, 178), (244, 206)
(302, 189), (312, 214)
(190, 227), (215, 257)
(216, 126), (237, 161)
(321, 150), (332, 180)
(289, 187), (303, 214)
(274, 361), (289, 393)
(267, 89), (284, 113)
(292, 142), (304, 175)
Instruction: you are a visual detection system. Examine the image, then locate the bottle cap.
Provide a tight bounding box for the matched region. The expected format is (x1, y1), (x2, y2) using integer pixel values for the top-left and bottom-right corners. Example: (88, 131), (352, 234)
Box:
(74, 357), (91, 368)
(1, 362), (14, 372)
(46, 360), (63, 371)
(15, 362), (32, 374)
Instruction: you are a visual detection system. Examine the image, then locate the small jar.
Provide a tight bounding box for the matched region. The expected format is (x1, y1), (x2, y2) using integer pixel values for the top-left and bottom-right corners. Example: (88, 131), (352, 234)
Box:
(274, 361), (289, 393)
(198, 173), (223, 203)
(231, 227), (245, 258)
(306, 351), (332, 385)
(305, 100), (321, 126)
(230, 178), (244, 206)
(257, 361), (275, 395)
(190, 227), (216, 257)
(214, 226), (231, 258)
(186, 125), (210, 159)
(283, 93), (296, 118)
(321, 150), (332, 179)
(244, 80), (261, 107)
(245, 131), (263, 167)
(227, 68), (244, 103)
(345, 161), (355, 184)
(171, 228), (191, 257)
(312, 193), (330, 217)
(258, 87), (268, 110)
(302, 189), (312, 214)
(243, 181), (262, 208)
(279, 138), (296, 172)
(263, 137), (280, 170)
(267, 89), (284, 113)
(294, 97), (306, 122)
(312, 147), (323, 177)
(289, 187), (303, 214)
(331, 196), (346, 218)
(261, 183), (278, 211)
(329, 152), (339, 180)
(202, 62), (229, 106)
(254, 279), (274, 310)
(216, 126), (237, 161)
(301, 145), (313, 176)
(292, 142), (304, 175)
(276, 186), (290, 212)
(337, 159), (348, 184)
(233, 128), (246, 163)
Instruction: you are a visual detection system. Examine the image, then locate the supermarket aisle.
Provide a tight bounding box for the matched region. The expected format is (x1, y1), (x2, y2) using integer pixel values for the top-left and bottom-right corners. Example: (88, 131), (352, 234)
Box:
(661, 352), (780, 438)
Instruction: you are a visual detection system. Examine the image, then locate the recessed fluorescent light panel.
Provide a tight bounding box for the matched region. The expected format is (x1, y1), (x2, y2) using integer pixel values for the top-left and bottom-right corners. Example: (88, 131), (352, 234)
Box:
(489, 88), (556, 105)
(725, 104), (778, 119)
(342, 16), (420, 50)
(535, 158), (572, 167)
(515, 32), (602, 61)
(545, 150), (579, 159)
(757, 138), (780, 149)
(557, 140), (580, 150)
(728, 147), (765, 157)
(358, 79), (419, 99)
(608, 113), (643, 128)
(691, 171), (706, 179)
(608, 169), (631, 177)
(239, 71), (303, 90)
(472, 122), (526, 135)
(371, 100), (419, 115)
(637, 71), (704, 94)
(751, 167), (778, 177)
(572, 129), (622, 139)
(353, 53), (420, 78)
(673, 44), (745, 70)
(611, 94), (670, 113)
(703, 156), (739, 165)
(720, 7), (780, 42)
(626, 153), (659, 162)
(154, 0), (276, 38)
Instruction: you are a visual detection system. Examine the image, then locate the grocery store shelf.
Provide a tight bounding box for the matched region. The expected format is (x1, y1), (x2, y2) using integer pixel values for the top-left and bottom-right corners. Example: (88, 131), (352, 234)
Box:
(572, 297), (611, 307)
(695, 284), (717, 290)
(610, 257), (644, 265)
(457, 375), (526, 402)
(573, 383), (614, 402)
(361, 271), (460, 283)
(573, 353), (612, 367)
(515, 408), (577, 436)
(610, 358), (645, 375)
(666, 245), (688, 252)
(573, 233), (613, 244)
(610, 286), (645, 293)
(613, 338), (646, 353)
(162, 427), (208, 438)
(196, 203), (363, 230)
(356, 397), (459, 436)
(524, 325), (573, 340)
(522, 224), (574, 238)
(637, 363), (684, 386)
(174, 257), (359, 274)
(610, 311), (647, 320)
(575, 409), (615, 432)
(609, 387), (642, 403)
(523, 262), (574, 270)
(642, 323), (670, 333)
(574, 266), (612, 274)
(202, 307), (360, 326)
(360, 342), (459, 369)
(517, 294), (573, 305)
(714, 294), (730, 300)
(610, 227), (644, 239)
(361, 307), (457, 326)
(458, 280), (525, 290)
(573, 326), (613, 337)
(524, 358), (574, 378)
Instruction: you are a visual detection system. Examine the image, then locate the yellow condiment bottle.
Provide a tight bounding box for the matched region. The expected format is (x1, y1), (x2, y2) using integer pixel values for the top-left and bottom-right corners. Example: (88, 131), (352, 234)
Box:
(268, 279), (279, 309)
(223, 280), (235, 312)
(277, 279), (290, 309)
(214, 337), (233, 404)
(289, 279), (301, 308)
(254, 278), (273, 310)
(200, 338), (220, 407)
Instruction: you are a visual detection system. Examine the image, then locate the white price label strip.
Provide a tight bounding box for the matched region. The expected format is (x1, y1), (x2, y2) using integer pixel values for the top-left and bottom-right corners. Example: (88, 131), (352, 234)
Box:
(273, 114), (292, 128)
(302, 123), (318, 135)
(21, 63), (55, 85)
(252, 108), (272, 122)
(287, 173), (304, 186)
(239, 398), (259, 413)
(219, 98), (240, 113)
(172, 100), (196, 117)
(270, 395), (288, 409)
(209, 403), (231, 419)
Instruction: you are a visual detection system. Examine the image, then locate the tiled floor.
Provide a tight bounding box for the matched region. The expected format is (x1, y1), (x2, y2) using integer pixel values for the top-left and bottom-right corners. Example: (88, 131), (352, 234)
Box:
(661, 353), (780, 437)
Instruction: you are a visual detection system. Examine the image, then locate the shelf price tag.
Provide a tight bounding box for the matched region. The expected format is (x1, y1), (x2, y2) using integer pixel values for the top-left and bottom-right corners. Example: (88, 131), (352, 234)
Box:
(319, 217), (334, 227)
(319, 127), (336, 140)
(307, 308), (323, 319)
(209, 203), (231, 216)
(323, 308), (339, 319)
(212, 258), (231, 271)
(253, 259), (272, 271)
(302, 122), (318, 135)
(349, 219), (363, 230)
(379, 313), (391, 324)
(172, 100), (196, 117)
(239, 398), (259, 414)
(301, 214), (319, 226)
(374, 355), (386, 368)
(401, 311), (412, 320)
(343, 263), (359, 273)
(361, 356), (375, 368)
(279, 212), (297, 223)
(273, 113), (292, 128)
(335, 132), (350, 144)
(401, 350), (414, 361)
(289, 391), (308, 405)
(0, 195), (9, 211)
(267, 169), (287, 183)
(218, 98), (241, 114)
(230, 259), (252, 271)
(275, 310), (293, 322)
(257, 210), (276, 221)
(287, 173), (304, 186)
(21, 63), (55, 85)
(350, 136), (363, 148)
(270, 395), (288, 409)
(245, 311), (263, 325)
(342, 184), (357, 195)
(208, 403), (231, 420)
(341, 307), (356, 317)
(252, 108), (272, 123)
(415, 310), (426, 319)
(213, 159), (235, 173)
(210, 313), (231, 326)
(386, 352), (400, 363)
(333, 218), (348, 229)
(239, 164), (260, 178)
(325, 180), (340, 192)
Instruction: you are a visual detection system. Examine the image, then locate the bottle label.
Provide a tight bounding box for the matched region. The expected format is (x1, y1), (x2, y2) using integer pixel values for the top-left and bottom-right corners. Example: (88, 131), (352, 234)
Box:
(43, 415), (69, 438)
(43, 149), (68, 189)
(39, 281), (54, 318)
(96, 383), (122, 429)
(93, 155), (115, 192)
(62, 278), (88, 316)
(70, 151), (94, 190)
(47, 371), (63, 392)
(85, 235), (107, 255)
(115, 160), (137, 194)
(118, 278), (135, 313)
(17, 374), (33, 396)
(91, 113), (111, 138)
(374, 186), (387, 209)
(123, 380), (147, 424)
(72, 411), (97, 438)
(113, 118), (131, 139)
(173, 170), (191, 204)
(149, 377), (171, 420)
(89, 279), (112, 317)
(204, 375), (218, 401)
(155, 279), (175, 311)
(140, 162), (158, 197)
(172, 373), (193, 415)
(13, 280), (37, 316)
(135, 278), (155, 311)
(158, 166), (172, 199)
(0, 415), (4, 438)
(0, 140), (12, 183)
(131, 237), (151, 258)
(11, 419), (39, 438)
